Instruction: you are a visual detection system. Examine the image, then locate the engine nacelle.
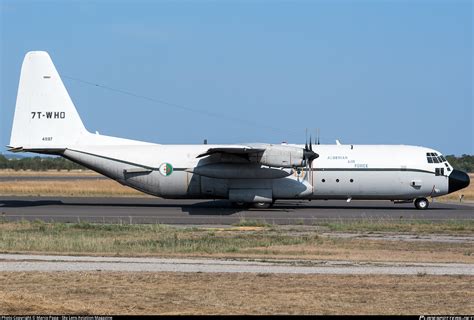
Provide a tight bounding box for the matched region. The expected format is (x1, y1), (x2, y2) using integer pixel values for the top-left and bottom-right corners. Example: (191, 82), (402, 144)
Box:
(251, 145), (306, 168)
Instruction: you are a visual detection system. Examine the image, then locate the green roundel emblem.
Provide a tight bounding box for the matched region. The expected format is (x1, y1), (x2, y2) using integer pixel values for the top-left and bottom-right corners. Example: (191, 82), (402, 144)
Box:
(159, 163), (173, 176)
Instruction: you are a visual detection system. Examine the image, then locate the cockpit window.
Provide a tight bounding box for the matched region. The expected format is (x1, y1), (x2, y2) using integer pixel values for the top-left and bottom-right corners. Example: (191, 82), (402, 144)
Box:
(426, 152), (446, 164)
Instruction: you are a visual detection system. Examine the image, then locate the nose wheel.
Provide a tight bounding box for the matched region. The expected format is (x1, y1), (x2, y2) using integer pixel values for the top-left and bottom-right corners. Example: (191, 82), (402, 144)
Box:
(414, 197), (429, 210)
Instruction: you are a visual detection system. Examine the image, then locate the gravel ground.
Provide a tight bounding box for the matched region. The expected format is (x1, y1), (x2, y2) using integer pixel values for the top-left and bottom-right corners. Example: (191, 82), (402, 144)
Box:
(321, 232), (474, 243)
(1, 254), (473, 275)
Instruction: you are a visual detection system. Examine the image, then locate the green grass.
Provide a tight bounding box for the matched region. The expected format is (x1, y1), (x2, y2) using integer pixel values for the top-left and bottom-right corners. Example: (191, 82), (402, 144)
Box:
(232, 218), (272, 227)
(0, 221), (314, 255)
(0, 219), (472, 257)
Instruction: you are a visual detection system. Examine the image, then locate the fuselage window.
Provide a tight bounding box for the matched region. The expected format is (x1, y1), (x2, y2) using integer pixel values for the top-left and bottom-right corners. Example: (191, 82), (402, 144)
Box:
(322, 179), (325, 182)
(350, 179), (354, 183)
(336, 179), (340, 183)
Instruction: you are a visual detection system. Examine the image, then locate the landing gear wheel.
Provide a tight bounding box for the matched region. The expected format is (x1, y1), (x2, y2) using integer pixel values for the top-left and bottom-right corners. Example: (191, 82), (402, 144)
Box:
(231, 202), (248, 208)
(252, 202), (271, 209)
(414, 197), (429, 210)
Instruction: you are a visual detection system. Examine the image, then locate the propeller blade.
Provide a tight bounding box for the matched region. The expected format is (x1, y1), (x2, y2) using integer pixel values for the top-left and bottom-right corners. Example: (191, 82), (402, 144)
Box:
(302, 129), (319, 168)
(305, 128), (308, 150)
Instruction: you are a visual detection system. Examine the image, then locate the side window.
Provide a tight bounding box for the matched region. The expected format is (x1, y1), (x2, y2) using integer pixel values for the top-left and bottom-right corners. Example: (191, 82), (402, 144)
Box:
(435, 168), (445, 176)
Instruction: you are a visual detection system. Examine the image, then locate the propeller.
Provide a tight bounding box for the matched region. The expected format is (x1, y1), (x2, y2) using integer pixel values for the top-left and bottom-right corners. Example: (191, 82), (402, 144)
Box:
(303, 134), (318, 164)
(302, 130), (319, 187)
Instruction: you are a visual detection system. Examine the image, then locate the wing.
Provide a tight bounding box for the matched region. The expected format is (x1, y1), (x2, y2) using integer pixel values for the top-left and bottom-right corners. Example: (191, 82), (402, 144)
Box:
(196, 143), (317, 168)
(196, 145), (266, 158)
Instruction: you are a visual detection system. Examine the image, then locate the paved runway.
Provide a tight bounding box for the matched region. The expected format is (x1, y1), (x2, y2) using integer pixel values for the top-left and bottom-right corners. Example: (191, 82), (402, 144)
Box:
(0, 196), (472, 225)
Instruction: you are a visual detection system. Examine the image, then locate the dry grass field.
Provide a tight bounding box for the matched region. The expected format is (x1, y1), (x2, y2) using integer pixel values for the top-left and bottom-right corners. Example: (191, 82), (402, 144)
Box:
(1, 220), (472, 315)
(0, 179), (144, 197)
(1, 272), (472, 314)
(0, 169), (100, 176)
(0, 170), (144, 196)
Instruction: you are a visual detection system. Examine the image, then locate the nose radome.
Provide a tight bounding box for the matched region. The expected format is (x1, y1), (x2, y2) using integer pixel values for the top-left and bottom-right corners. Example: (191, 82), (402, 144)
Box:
(448, 170), (470, 193)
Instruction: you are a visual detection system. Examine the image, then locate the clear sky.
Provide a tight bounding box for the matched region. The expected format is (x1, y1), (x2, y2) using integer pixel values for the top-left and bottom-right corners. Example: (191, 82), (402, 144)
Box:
(1, 0), (472, 155)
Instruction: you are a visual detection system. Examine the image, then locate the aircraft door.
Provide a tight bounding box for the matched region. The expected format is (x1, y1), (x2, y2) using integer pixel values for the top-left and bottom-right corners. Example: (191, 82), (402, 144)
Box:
(294, 167), (315, 195)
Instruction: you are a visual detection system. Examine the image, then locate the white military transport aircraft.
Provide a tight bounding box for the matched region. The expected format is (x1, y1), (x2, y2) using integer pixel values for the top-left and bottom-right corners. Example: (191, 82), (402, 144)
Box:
(8, 52), (470, 209)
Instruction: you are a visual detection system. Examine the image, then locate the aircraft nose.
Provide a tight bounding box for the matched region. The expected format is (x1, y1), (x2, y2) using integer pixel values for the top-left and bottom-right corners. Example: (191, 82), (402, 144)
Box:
(448, 169), (470, 193)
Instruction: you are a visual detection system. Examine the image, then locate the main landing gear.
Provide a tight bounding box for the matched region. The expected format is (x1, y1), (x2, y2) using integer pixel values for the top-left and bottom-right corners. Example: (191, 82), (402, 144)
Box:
(231, 201), (275, 209)
(414, 197), (429, 210)
(252, 202), (272, 209)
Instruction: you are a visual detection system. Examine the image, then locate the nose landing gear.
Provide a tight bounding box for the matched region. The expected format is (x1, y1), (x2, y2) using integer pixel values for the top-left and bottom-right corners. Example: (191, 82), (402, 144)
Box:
(414, 197), (429, 210)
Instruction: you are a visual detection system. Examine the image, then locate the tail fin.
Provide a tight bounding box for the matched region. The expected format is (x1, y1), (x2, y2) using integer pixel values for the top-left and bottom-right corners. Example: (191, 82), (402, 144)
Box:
(9, 51), (88, 151)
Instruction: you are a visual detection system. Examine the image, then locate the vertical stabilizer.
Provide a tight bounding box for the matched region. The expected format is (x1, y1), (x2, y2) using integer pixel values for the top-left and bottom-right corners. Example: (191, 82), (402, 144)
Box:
(9, 51), (88, 150)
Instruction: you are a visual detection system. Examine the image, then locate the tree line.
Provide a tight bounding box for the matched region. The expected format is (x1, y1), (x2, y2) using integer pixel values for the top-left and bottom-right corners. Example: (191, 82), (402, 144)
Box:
(0, 155), (84, 171)
(445, 155), (474, 173)
(0, 154), (473, 172)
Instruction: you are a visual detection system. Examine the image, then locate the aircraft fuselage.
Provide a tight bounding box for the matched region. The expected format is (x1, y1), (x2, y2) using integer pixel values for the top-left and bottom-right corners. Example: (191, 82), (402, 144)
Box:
(61, 141), (461, 202)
